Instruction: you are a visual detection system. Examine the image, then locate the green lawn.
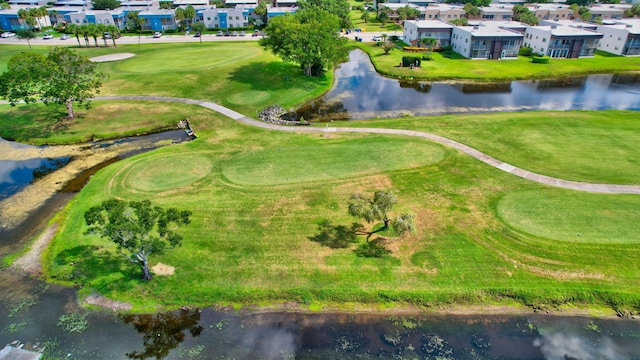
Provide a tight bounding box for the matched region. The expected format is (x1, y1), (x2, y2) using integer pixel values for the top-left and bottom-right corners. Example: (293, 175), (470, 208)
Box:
(331, 110), (640, 185)
(353, 42), (640, 81)
(1, 42), (639, 313)
(40, 105), (640, 312)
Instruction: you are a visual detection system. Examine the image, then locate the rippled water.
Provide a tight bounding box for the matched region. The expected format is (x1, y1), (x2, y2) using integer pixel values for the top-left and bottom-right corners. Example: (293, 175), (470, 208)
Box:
(297, 50), (640, 121)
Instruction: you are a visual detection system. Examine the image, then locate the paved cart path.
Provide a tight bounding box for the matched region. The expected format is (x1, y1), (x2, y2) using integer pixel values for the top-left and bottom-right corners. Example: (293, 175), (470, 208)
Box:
(85, 95), (640, 195)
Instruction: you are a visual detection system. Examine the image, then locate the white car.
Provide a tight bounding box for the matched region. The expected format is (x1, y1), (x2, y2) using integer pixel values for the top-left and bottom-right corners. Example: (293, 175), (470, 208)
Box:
(372, 35), (382, 42)
(43, 34), (54, 40)
(60, 34), (70, 40)
(153, 31), (162, 38)
(1, 32), (16, 38)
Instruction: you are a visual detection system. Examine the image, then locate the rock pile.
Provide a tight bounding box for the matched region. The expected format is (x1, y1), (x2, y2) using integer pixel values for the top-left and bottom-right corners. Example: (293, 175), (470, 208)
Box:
(258, 105), (309, 126)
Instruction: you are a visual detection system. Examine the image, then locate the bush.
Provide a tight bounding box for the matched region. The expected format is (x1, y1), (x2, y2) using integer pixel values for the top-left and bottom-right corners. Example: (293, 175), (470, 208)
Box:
(402, 46), (428, 52)
(532, 56), (550, 64)
(402, 56), (421, 67)
(519, 46), (532, 56)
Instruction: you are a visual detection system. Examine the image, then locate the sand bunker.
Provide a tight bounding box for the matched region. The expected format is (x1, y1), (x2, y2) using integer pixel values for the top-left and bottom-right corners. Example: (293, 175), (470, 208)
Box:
(90, 53), (136, 62)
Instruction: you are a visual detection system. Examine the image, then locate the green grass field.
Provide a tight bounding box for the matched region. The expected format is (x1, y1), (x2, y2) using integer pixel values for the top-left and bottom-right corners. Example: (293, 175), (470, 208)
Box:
(331, 110), (640, 185)
(1, 42), (639, 312)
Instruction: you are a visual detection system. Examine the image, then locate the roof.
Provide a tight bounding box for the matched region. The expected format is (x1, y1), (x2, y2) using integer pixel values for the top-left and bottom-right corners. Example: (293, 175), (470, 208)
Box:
(456, 23), (524, 38)
(599, 22), (640, 35)
(406, 20), (454, 29)
(534, 25), (603, 37)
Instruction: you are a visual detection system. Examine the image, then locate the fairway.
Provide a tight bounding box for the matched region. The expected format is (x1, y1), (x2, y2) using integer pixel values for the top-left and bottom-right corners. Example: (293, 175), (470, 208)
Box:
(497, 190), (640, 244)
(221, 138), (445, 185)
(114, 44), (261, 73)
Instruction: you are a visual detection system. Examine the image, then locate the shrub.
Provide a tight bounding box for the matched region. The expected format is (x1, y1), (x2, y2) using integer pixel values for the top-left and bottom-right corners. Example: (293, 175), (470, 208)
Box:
(532, 56), (550, 64)
(519, 46), (532, 56)
(402, 46), (428, 52)
(402, 56), (421, 67)
(354, 242), (390, 258)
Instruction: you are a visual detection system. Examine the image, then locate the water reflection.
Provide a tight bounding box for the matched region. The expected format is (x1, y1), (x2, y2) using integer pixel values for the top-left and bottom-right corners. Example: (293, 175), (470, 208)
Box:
(122, 308), (203, 359)
(0, 157), (71, 201)
(297, 50), (640, 121)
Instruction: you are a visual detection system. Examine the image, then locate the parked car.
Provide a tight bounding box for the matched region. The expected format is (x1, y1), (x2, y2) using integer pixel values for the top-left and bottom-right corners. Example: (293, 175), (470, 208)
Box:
(60, 34), (70, 40)
(372, 35), (382, 42)
(239, 31), (245, 36)
(42, 34), (54, 40)
(224, 31), (230, 36)
(252, 30), (259, 37)
(232, 31), (238, 36)
(194, 31), (201, 37)
(1, 32), (16, 38)
(153, 31), (162, 38)
(217, 30), (223, 36)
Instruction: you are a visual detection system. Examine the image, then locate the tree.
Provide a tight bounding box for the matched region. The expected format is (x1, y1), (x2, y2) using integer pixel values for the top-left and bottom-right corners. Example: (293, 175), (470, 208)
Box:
(0, 47), (105, 119)
(0, 2), (10, 9)
(127, 11), (146, 46)
(86, 23), (100, 47)
(260, 7), (348, 77)
(66, 23), (82, 47)
(380, 40), (395, 54)
(192, 21), (205, 43)
(449, 17), (468, 26)
(84, 199), (192, 281)
(377, 10), (389, 25)
(361, 11), (371, 23)
(463, 3), (481, 19)
(184, 5), (196, 29)
(299, 0), (352, 30)
(17, 8), (37, 30)
(174, 7), (185, 31)
(348, 190), (415, 241)
(15, 29), (36, 49)
(106, 24), (121, 47)
(253, 0), (269, 28)
(420, 37), (437, 58)
(92, 0), (121, 10)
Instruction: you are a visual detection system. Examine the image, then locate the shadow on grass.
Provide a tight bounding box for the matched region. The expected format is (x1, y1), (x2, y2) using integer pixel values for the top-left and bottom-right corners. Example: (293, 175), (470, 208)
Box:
(0, 103), (70, 142)
(310, 220), (393, 258)
(227, 61), (329, 93)
(53, 245), (137, 291)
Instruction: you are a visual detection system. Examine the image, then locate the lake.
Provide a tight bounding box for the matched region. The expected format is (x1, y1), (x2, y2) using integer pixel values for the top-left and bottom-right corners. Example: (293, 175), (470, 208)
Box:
(297, 50), (640, 121)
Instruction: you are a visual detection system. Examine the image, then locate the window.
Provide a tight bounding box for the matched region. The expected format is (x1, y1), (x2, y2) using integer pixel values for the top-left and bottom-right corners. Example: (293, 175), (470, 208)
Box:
(428, 14), (432, 18)
(97, 19), (102, 24)
(207, 17), (210, 20)
(106, 19), (110, 24)
(447, 15), (451, 18)
(75, 19), (79, 23)
(235, 16), (239, 20)
(542, 38), (546, 43)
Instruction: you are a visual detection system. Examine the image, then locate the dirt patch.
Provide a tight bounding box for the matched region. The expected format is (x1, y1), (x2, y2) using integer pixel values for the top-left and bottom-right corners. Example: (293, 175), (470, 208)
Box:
(12, 223), (58, 276)
(152, 263), (175, 276)
(84, 293), (133, 311)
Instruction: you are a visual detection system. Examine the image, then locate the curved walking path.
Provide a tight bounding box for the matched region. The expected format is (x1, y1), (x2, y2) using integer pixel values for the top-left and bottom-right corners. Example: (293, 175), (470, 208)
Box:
(98, 95), (639, 195)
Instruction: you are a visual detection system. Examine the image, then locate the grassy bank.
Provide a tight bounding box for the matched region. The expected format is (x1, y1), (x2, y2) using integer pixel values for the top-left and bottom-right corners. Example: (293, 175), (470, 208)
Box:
(352, 42), (640, 81)
(41, 105), (640, 312)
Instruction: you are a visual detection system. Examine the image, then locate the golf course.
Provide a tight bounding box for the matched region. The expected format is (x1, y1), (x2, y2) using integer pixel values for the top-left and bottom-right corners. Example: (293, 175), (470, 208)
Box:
(1, 41), (639, 314)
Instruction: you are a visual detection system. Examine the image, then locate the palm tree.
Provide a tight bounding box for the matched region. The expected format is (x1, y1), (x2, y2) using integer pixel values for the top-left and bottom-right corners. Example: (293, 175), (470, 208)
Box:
(67, 24), (82, 47)
(80, 25), (91, 47)
(96, 23), (108, 46)
(420, 37), (437, 59)
(106, 24), (121, 47)
(17, 8), (36, 30)
(174, 7), (185, 31)
(184, 5), (196, 29)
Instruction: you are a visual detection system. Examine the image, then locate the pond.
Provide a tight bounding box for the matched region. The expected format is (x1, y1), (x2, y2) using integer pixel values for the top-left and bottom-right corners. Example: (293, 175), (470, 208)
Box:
(297, 50), (640, 121)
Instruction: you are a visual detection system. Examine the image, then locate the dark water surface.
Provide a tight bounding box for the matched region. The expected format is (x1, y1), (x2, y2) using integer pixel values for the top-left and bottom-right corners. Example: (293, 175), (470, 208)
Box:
(297, 50), (640, 121)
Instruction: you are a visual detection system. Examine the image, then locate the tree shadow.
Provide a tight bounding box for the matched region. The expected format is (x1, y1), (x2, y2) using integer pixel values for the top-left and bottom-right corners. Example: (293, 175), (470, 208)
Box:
(227, 61), (329, 93)
(52, 245), (137, 290)
(121, 307), (203, 360)
(308, 220), (360, 249)
(1, 103), (71, 141)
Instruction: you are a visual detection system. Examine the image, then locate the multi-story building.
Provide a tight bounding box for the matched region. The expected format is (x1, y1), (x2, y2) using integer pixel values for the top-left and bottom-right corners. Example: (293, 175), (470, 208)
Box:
(403, 20), (453, 47)
(0, 6), (52, 30)
(597, 19), (640, 56)
(421, 4), (464, 21)
(201, 6), (249, 29)
(524, 24), (603, 58)
(527, 4), (572, 21)
(451, 22), (523, 59)
(479, 5), (514, 21)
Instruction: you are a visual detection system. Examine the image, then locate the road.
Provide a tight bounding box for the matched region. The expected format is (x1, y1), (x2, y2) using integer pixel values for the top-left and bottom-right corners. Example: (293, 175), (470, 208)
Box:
(0, 31), (390, 47)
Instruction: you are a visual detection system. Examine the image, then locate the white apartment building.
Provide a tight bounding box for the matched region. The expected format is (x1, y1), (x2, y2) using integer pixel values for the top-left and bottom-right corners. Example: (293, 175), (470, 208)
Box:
(403, 20), (453, 47)
(451, 22), (523, 59)
(597, 19), (640, 56)
(524, 24), (603, 58)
